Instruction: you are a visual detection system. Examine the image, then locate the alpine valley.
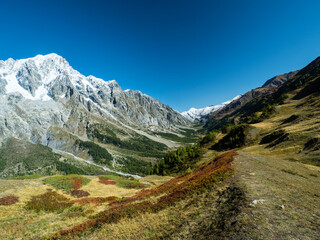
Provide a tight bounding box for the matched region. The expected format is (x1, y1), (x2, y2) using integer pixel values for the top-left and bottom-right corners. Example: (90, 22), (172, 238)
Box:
(0, 53), (192, 178)
(0, 54), (319, 240)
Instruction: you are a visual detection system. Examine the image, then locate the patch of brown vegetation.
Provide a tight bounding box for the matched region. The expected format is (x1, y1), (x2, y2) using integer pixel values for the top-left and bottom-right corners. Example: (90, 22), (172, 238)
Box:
(73, 196), (118, 206)
(25, 191), (73, 212)
(70, 189), (90, 198)
(0, 195), (19, 206)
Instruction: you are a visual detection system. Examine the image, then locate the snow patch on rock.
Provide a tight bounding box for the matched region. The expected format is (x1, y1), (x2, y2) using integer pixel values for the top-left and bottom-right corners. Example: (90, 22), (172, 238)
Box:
(182, 95), (241, 121)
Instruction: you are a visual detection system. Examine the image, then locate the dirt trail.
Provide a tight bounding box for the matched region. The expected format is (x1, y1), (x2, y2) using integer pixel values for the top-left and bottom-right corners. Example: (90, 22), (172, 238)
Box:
(234, 151), (320, 240)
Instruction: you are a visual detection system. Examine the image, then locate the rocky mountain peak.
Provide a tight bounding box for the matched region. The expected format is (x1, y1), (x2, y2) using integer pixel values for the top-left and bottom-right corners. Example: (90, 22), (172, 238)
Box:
(0, 53), (189, 144)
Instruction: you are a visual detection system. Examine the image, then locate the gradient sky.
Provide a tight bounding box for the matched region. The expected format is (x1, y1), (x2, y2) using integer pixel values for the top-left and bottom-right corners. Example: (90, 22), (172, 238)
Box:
(1, 0), (320, 112)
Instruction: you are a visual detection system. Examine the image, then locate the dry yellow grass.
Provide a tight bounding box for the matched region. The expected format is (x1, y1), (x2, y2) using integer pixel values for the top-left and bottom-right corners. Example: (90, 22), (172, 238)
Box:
(0, 178), (86, 239)
(196, 148), (218, 166)
(77, 181), (229, 240)
(80, 177), (140, 198)
(141, 175), (173, 186)
(0, 179), (48, 202)
(85, 209), (175, 240)
(0, 173), (173, 240)
(233, 95), (320, 238)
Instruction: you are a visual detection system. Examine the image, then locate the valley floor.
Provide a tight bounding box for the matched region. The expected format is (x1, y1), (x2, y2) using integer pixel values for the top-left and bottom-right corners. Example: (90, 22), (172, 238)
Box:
(0, 149), (319, 239)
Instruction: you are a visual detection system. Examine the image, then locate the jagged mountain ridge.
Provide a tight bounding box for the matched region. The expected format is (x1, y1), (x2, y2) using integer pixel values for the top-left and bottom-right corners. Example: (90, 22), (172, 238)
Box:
(204, 57), (320, 132)
(204, 71), (299, 121)
(0, 53), (189, 145)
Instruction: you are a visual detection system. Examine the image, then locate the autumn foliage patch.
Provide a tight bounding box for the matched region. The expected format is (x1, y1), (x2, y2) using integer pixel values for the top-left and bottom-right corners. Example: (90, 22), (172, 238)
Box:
(0, 195), (19, 206)
(98, 179), (117, 185)
(43, 175), (91, 192)
(48, 151), (237, 239)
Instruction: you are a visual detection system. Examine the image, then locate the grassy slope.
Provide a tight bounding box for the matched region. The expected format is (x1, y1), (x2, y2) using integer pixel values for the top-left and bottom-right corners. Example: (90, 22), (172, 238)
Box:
(47, 151), (236, 239)
(205, 57), (320, 132)
(220, 91), (320, 239)
(0, 137), (112, 179)
(206, 56), (320, 167)
(243, 92), (320, 166)
(0, 138), (60, 178)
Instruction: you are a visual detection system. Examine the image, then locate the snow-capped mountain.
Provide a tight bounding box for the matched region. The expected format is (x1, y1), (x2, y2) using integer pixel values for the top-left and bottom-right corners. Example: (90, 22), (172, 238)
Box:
(0, 53), (189, 145)
(182, 95), (241, 121)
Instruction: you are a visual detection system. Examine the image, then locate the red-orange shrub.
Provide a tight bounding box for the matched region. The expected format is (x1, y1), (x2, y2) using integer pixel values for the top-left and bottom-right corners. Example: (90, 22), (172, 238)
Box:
(71, 177), (83, 190)
(99, 179), (117, 185)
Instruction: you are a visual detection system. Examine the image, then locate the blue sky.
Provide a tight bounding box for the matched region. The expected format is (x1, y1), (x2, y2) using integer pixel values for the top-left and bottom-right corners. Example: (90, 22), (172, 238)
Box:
(1, 0), (320, 112)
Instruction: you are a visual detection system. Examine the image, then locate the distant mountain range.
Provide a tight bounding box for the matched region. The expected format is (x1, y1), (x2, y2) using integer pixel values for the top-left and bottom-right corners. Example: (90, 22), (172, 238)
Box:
(181, 95), (241, 121)
(0, 54), (188, 138)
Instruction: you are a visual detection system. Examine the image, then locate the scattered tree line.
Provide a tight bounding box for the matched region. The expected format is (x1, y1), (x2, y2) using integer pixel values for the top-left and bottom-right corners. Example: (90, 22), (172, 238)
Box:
(118, 156), (152, 176)
(152, 130), (218, 175)
(212, 124), (249, 151)
(200, 130), (217, 145)
(152, 144), (202, 175)
(54, 160), (87, 175)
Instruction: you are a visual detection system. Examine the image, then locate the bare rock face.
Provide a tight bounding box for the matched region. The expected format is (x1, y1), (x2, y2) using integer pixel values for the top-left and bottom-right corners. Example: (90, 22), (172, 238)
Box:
(16, 62), (42, 96)
(0, 78), (7, 94)
(0, 54), (190, 145)
(262, 71), (298, 89)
